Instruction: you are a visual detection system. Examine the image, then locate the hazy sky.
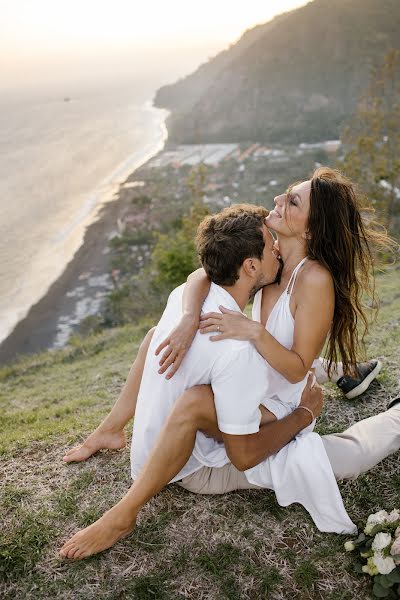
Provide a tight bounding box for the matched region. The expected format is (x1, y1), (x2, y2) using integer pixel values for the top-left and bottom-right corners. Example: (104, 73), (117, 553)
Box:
(1, 0), (309, 92)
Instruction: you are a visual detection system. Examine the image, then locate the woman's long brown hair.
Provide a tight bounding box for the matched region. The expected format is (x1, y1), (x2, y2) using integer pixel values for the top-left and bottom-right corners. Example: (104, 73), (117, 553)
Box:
(306, 167), (393, 376)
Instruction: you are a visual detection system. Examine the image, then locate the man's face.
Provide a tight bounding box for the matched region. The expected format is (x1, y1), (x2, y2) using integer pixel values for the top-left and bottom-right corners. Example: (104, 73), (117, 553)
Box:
(255, 225), (280, 289)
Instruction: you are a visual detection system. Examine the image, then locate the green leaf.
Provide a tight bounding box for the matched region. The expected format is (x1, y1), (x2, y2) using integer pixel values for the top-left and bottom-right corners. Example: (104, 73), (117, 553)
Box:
(354, 562), (364, 574)
(376, 575), (394, 589)
(373, 581), (391, 597)
(371, 525), (386, 536)
(355, 533), (366, 544)
(387, 569), (400, 584)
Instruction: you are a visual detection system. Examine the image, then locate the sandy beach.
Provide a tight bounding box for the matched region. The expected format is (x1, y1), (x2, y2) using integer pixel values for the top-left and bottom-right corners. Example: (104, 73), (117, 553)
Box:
(0, 176), (141, 365)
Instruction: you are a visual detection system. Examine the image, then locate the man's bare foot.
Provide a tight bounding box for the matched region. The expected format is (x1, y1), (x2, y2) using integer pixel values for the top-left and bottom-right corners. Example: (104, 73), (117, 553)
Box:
(63, 428), (126, 463)
(59, 504), (136, 560)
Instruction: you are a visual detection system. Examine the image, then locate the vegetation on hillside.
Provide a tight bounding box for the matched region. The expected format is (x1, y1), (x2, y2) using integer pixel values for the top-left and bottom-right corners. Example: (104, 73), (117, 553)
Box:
(155, 0), (400, 144)
(339, 50), (400, 233)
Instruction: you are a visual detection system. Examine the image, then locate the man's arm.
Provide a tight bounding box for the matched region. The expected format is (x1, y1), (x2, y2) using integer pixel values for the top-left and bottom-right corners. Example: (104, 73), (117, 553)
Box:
(222, 376), (323, 471)
(155, 268), (211, 378)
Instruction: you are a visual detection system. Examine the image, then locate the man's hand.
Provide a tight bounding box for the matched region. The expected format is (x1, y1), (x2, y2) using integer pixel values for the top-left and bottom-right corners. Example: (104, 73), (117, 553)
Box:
(298, 373), (324, 422)
(155, 314), (198, 379)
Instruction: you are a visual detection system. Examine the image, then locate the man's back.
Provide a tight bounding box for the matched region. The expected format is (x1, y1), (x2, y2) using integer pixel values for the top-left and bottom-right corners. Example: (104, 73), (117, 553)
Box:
(131, 282), (268, 481)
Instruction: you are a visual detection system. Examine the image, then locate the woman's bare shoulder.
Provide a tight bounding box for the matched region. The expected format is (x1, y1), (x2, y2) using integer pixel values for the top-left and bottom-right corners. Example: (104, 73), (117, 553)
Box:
(298, 260), (334, 294)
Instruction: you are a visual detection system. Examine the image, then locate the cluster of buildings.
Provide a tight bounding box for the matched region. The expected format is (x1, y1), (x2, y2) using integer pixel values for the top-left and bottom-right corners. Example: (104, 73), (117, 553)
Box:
(146, 140), (341, 169)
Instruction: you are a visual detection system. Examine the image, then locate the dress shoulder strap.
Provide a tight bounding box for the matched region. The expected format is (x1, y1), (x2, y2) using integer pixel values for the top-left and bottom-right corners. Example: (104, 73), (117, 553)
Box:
(286, 257), (308, 296)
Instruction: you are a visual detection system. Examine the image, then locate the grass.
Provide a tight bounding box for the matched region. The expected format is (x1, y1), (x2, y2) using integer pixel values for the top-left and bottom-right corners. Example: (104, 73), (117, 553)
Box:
(1, 268), (400, 599)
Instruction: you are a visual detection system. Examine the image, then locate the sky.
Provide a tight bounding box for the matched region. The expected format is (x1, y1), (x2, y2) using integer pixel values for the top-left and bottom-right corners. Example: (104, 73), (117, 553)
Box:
(1, 0), (309, 92)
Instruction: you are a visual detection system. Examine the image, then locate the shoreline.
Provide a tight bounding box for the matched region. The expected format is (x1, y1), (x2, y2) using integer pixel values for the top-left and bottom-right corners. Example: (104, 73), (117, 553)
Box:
(0, 159), (167, 367)
(0, 193), (126, 365)
(0, 101), (168, 366)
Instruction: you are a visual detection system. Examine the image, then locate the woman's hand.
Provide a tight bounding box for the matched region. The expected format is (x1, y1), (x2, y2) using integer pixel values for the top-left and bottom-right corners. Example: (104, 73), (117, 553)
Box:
(155, 314), (199, 379)
(199, 305), (261, 341)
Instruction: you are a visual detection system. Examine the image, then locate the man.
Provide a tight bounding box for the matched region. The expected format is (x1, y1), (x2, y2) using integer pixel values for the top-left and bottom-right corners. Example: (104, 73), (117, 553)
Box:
(60, 205), (399, 559)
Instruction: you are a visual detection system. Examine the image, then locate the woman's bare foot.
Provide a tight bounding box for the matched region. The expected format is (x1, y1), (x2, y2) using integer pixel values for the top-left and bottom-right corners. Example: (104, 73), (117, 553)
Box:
(63, 428), (127, 463)
(59, 504), (137, 559)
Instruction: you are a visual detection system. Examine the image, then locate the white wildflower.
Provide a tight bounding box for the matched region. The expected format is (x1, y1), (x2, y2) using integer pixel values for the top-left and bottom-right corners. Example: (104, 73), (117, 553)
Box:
(364, 557), (379, 576)
(395, 526), (400, 539)
(387, 509), (400, 523)
(373, 553), (396, 575)
(368, 510), (389, 524)
(391, 537), (400, 563)
(364, 510), (389, 534)
(344, 541), (355, 552)
(372, 532), (392, 551)
(362, 565), (375, 576)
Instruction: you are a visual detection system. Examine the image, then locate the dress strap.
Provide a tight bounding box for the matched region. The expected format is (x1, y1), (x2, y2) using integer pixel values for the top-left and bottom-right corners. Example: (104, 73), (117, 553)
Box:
(286, 257), (308, 296)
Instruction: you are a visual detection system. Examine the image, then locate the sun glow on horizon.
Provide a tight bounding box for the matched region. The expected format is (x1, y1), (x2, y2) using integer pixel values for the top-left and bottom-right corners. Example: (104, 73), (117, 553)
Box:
(1, 0), (309, 91)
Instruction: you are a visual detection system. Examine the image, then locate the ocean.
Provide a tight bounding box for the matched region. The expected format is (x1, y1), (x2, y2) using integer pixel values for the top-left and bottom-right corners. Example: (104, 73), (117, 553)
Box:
(0, 84), (168, 347)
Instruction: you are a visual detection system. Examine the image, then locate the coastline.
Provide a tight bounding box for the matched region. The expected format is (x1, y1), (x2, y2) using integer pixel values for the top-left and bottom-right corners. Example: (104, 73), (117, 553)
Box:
(0, 105), (168, 366)
(0, 192), (127, 365)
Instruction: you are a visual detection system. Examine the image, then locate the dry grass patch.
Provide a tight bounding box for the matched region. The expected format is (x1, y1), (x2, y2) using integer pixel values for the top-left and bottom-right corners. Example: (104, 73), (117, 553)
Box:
(1, 268), (400, 598)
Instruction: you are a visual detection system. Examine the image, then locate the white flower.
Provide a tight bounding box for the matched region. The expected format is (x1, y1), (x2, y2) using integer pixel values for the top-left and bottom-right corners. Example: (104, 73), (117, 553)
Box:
(344, 541), (355, 552)
(368, 510), (389, 524)
(391, 537), (400, 563)
(364, 510), (389, 534)
(363, 557), (379, 576)
(387, 509), (400, 523)
(372, 532), (392, 551)
(373, 553), (396, 575)
(395, 526), (400, 539)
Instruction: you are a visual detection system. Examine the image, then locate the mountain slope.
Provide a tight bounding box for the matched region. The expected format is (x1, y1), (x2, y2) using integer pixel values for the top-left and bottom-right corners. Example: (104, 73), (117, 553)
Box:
(154, 0), (400, 143)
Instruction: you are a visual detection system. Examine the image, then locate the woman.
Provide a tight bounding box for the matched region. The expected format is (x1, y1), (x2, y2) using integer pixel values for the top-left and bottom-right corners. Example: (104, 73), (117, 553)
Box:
(60, 167), (388, 559)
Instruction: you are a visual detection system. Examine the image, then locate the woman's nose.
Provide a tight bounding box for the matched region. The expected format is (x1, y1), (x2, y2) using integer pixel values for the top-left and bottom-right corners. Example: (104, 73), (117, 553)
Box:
(274, 194), (283, 206)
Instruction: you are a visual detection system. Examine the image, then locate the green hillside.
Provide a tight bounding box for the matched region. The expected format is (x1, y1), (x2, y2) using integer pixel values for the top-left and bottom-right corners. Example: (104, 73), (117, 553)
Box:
(155, 0), (400, 143)
(1, 267), (399, 599)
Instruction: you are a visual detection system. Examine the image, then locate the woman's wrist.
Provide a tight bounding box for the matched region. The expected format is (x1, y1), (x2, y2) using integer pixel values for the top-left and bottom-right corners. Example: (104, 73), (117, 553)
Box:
(248, 321), (264, 344)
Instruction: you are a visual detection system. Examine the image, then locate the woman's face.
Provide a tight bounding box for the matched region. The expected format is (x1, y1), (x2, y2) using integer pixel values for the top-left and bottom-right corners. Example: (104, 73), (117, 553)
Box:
(265, 180), (311, 238)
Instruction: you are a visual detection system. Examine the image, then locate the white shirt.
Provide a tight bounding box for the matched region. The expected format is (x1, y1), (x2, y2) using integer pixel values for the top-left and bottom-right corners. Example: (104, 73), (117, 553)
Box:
(130, 282), (269, 482)
(131, 281), (357, 534)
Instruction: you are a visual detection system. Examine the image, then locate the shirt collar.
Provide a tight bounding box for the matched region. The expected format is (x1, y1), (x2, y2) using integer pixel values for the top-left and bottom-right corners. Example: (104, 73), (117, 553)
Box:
(209, 282), (244, 314)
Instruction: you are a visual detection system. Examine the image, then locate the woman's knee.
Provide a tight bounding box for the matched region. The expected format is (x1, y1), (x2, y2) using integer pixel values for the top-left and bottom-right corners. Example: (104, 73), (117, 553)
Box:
(174, 385), (216, 426)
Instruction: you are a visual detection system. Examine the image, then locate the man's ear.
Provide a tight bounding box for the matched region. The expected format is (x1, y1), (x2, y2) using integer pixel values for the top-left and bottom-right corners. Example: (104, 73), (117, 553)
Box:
(242, 257), (258, 278)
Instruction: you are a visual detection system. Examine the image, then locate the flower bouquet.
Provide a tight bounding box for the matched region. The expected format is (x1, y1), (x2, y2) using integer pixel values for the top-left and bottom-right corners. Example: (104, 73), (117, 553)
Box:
(345, 509), (400, 598)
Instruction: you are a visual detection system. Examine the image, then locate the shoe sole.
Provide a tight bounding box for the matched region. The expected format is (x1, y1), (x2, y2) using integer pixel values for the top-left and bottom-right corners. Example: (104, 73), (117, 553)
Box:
(345, 360), (382, 399)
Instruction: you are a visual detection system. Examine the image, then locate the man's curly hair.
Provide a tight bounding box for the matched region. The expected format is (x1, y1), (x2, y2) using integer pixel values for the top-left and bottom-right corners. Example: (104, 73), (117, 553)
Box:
(196, 204), (268, 286)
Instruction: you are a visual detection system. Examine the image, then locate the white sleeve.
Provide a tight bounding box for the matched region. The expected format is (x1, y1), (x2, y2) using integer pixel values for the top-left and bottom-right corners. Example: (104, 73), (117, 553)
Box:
(211, 344), (267, 435)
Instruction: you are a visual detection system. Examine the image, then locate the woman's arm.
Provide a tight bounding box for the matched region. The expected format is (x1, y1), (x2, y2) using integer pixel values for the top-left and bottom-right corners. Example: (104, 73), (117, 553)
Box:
(155, 268), (211, 378)
(200, 267), (334, 384)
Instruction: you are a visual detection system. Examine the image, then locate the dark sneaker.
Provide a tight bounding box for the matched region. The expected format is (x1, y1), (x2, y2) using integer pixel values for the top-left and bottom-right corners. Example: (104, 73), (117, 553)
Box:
(337, 360), (382, 399)
(387, 396), (400, 410)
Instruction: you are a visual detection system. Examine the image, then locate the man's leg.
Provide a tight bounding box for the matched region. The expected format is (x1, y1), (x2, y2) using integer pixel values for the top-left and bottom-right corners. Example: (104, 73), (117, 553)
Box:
(63, 327), (155, 462)
(180, 403), (400, 494)
(321, 404), (400, 480)
(59, 384), (221, 559)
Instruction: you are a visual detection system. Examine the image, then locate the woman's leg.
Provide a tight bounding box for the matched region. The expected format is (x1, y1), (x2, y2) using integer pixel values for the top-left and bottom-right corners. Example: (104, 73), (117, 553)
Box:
(63, 327), (156, 463)
(59, 384), (222, 559)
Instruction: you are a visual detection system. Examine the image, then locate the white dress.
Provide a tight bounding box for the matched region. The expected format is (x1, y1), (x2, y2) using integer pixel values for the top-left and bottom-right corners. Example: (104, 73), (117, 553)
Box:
(244, 258), (357, 534)
(254, 256), (319, 429)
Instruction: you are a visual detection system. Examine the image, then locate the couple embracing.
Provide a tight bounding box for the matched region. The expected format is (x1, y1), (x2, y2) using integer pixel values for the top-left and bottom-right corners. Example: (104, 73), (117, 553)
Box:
(60, 167), (400, 560)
